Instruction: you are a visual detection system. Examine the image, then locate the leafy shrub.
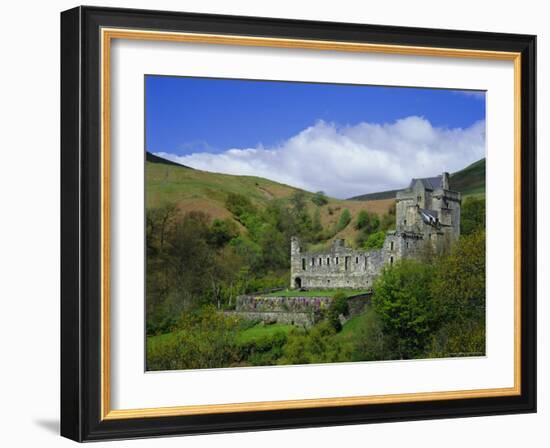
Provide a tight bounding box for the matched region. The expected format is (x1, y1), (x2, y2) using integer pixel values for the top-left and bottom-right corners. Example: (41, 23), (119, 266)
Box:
(225, 192), (256, 217)
(352, 307), (393, 361)
(428, 318), (485, 358)
(335, 209), (352, 233)
(208, 218), (239, 248)
(280, 322), (351, 365)
(363, 230), (386, 249)
(238, 330), (288, 366)
(326, 292), (349, 332)
(311, 191), (329, 206)
(146, 306), (241, 371)
(355, 210), (380, 232)
(372, 260), (438, 359)
(461, 196), (485, 235)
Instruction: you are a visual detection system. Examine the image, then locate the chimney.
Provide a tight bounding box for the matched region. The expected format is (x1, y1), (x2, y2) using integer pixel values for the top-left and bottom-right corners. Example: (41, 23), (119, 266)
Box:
(441, 172), (450, 190)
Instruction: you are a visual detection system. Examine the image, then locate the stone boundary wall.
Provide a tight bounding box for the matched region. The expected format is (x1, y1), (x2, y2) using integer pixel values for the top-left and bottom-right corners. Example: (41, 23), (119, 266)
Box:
(230, 293), (372, 327)
(225, 310), (314, 327)
(236, 295), (333, 314)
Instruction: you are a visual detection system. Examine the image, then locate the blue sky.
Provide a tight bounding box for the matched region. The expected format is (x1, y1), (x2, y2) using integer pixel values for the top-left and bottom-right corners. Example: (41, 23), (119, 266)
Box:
(146, 76), (485, 155)
(146, 75), (486, 198)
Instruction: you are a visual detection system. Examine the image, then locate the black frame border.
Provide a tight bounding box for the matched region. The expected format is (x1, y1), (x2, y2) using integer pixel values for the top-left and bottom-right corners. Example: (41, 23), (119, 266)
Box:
(61, 6), (536, 442)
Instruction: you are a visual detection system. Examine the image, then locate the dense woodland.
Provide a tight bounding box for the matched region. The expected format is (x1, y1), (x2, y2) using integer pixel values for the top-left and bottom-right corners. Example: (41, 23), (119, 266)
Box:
(146, 189), (486, 370)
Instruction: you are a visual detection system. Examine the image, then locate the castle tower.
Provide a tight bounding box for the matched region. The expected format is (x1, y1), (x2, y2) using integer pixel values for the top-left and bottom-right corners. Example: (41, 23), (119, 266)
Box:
(291, 236), (301, 256)
(290, 236), (302, 289)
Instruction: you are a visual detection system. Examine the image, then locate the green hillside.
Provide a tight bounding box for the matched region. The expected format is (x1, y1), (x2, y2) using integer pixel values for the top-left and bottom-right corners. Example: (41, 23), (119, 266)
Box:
(348, 188), (400, 201)
(145, 152), (395, 245)
(349, 158), (486, 201)
(449, 158), (486, 197)
(146, 151), (192, 168)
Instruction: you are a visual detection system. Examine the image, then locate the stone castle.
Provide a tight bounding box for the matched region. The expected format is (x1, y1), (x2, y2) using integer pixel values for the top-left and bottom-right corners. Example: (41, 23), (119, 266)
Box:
(290, 173), (461, 290)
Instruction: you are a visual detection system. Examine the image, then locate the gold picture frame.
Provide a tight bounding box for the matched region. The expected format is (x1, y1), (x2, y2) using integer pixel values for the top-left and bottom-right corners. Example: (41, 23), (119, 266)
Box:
(61, 6), (536, 442)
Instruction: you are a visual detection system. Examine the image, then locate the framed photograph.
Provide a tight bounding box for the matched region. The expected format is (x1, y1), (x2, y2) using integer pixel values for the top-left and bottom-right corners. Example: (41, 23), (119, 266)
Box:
(60, 6), (536, 442)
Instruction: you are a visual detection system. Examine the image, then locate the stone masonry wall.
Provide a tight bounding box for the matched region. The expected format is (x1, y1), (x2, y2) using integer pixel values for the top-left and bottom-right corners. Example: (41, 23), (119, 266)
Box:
(230, 293), (371, 327)
(226, 310), (314, 327)
(290, 238), (390, 290)
(236, 294), (333, 313)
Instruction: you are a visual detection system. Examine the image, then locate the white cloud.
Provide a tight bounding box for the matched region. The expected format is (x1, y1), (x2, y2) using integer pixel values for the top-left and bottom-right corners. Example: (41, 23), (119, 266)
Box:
(155, 116), (486, 199)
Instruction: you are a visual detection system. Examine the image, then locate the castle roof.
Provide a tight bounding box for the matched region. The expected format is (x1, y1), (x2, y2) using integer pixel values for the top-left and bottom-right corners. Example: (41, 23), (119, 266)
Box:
(409, 175), (443, 191)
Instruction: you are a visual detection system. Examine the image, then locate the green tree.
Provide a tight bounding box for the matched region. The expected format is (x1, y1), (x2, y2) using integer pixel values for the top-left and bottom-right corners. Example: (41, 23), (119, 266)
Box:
(147, 306), (241, 370)
(431, 230), (486, 324)
(364, 230), (386, 249)
(311, 208), (323, 240)
(280, 322), (351, 365)
(355, 210), (380, 232)
(225, 192), (256, 217)
(257, 223), (288, 270)
(461, 196), (485, 235)
(146, 202), (178, 254)
(354, 210), (381, 246)
(352, 307), (392, 361)
(335, 209), (352, 233)
(290, 190), (307, 216)
(208, 218), (239, 248)
(326, 291), (349, 332)
(372, 260), (438, 359)
(311, 191), (329, 206)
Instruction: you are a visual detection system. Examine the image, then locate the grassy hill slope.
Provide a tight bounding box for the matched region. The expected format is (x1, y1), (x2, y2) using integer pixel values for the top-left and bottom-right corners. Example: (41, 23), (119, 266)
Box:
(349, 157), (486, 201)
(449, 158), (486, 197)
(146, 153), (395, 245)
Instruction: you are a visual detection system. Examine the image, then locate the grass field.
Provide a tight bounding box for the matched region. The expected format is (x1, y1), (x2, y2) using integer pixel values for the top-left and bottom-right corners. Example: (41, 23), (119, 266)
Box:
(261, 289), (369, 298)
(146, 322), (296, 350)
(146, 331), (177, 354)
(236, 323), (295, 344)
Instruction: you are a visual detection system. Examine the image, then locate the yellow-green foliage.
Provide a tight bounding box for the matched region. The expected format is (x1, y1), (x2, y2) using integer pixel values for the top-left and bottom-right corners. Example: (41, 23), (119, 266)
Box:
(147, 306), (242, 371)
(367, 230), (486, 360)
(279, 322), (352, 365)
(461, 196), (485, 235)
